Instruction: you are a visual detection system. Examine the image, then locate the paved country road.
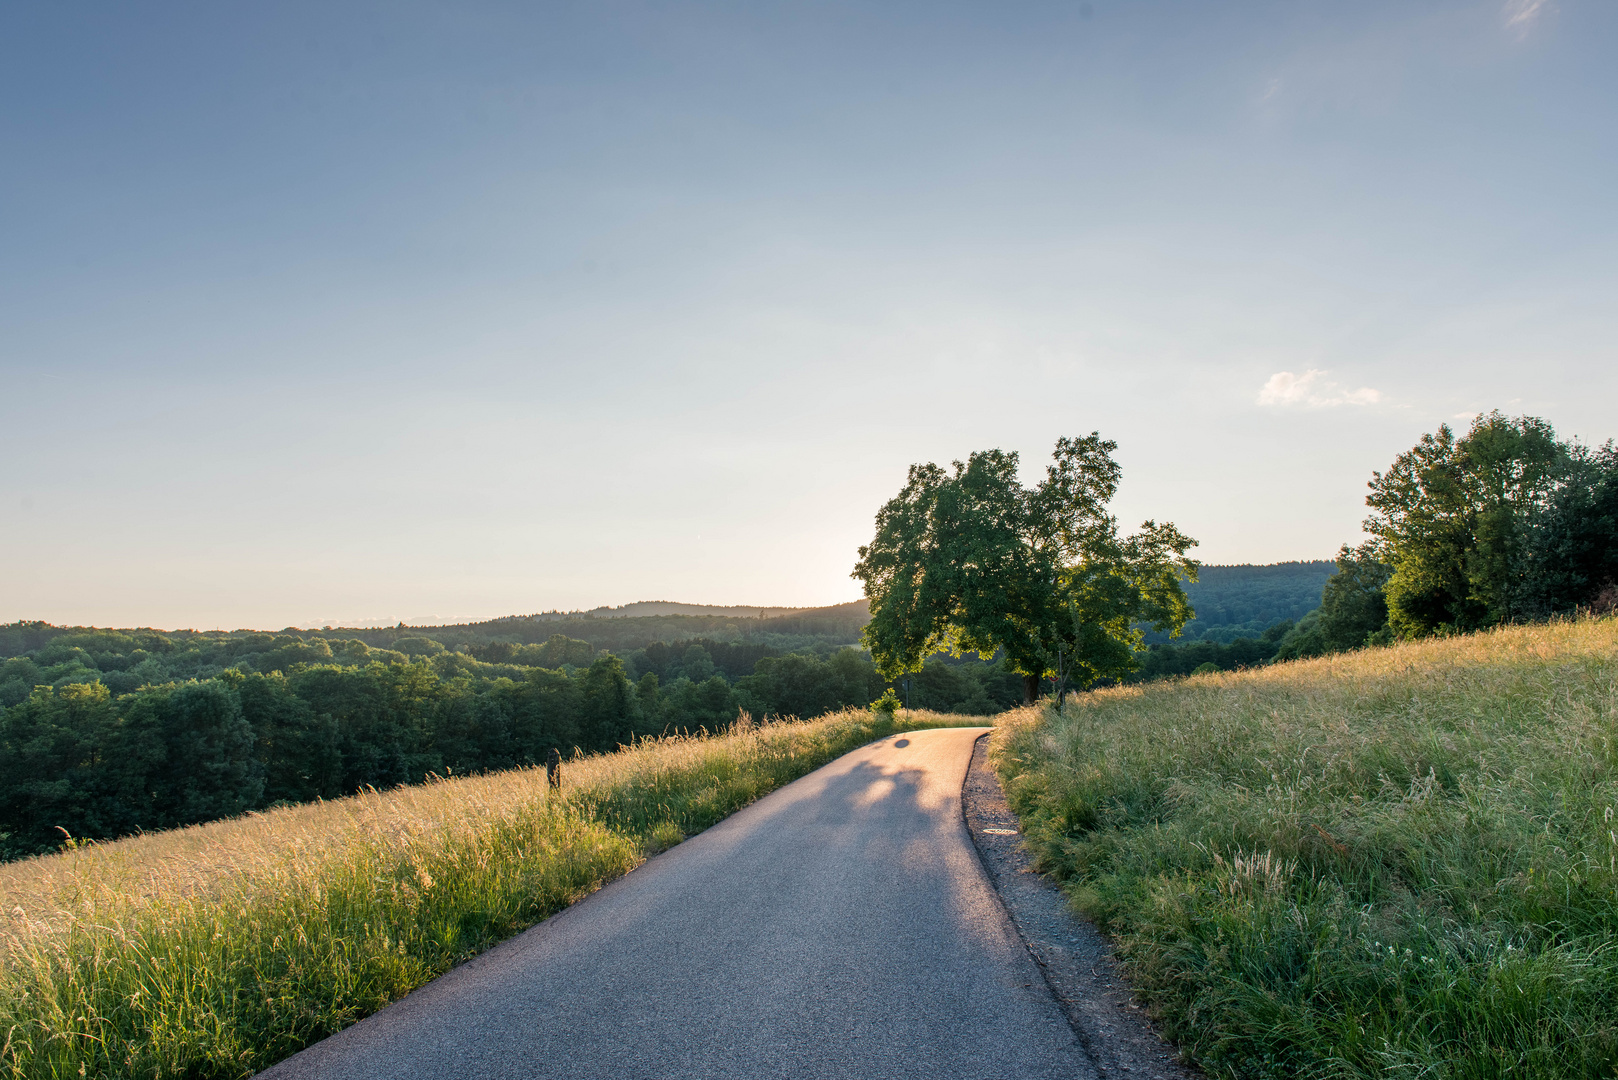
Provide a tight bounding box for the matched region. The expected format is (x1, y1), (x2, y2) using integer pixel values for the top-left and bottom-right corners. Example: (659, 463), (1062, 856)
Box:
(260, 726), (1097, 1080)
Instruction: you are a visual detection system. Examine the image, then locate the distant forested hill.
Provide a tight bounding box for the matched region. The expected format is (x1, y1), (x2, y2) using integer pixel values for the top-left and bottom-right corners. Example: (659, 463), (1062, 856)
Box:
(1144, 561), (1336, 645)
(346, 600), (871, 656)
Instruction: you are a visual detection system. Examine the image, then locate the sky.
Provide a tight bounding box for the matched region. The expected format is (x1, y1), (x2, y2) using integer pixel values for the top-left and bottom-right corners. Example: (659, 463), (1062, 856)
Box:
(2, 0), (1614, 630)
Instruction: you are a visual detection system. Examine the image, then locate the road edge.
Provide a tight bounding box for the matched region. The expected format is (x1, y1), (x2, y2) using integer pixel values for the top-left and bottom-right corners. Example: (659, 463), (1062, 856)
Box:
(961, 732), (1200, 1080)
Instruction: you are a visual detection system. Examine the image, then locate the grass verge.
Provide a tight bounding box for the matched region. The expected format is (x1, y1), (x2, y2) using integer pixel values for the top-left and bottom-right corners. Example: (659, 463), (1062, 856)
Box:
(1, 708), (977, 1079)
(996, 617), (1618, 1080)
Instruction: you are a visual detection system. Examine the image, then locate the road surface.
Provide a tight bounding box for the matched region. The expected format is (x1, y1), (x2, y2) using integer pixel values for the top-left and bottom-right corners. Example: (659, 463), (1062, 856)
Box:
(261, 726), (1096, 1079)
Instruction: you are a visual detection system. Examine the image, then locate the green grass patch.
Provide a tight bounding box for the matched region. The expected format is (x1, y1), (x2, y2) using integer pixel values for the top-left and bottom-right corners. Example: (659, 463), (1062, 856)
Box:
(0, 709), (979, 1079)
(997, 618), (1618, 1080)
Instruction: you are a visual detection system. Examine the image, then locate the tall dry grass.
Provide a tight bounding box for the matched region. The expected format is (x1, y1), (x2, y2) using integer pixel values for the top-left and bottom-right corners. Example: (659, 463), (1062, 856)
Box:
(0, 708), (976, 1079)
(997, 617), (1618, 1079)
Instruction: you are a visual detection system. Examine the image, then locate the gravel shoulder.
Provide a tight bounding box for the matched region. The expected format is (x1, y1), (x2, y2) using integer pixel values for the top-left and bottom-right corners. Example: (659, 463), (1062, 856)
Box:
(963, 733), (1200, 1080)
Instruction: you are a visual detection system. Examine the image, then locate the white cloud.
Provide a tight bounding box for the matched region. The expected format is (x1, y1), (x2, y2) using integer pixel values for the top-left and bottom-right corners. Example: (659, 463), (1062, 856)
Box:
(1503, 0), (1552, 34)
(1257, 369), (1383, 408)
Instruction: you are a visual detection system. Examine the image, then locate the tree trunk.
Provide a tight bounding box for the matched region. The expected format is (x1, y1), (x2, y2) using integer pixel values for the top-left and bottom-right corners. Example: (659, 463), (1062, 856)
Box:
(1023, 673), (1040, 704)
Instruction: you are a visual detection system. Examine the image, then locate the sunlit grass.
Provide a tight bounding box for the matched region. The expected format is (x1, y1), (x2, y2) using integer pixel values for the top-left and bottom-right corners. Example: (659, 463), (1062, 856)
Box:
(996, 617), (1618, 1079)
(0, 708), (977, 1079)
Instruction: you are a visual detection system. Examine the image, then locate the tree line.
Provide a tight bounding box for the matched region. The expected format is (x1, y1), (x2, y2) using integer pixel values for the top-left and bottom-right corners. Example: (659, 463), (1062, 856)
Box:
(331, 602), (871, 657)
(1134, 412), (1618, 677)
(0, 627), (1020, 860)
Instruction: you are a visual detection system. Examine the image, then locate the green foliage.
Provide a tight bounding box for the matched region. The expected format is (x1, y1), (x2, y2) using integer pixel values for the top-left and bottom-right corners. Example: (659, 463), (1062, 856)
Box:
(467, 633), (595, 668)
(122, 679), (264, 826)
(1134, 628), (1289, 679)
(0, 683), (120, 855)
(734, 648), (887, 720)
(360, 603), (869, 658)
(388, 635), (446, 657)
(1000, 619), (1618, 1079)
(0, 679), (269, 857)
(853, 434), (1198, 699)
(1141, 562), (1336, 645)
(1266, 544), (1396, 663)
(0, 617), (1016, 859)
(1368, 412), (1563, 636)
(1357, 412), (1618, 642)
(0, 657), (43, 707)
(238, 672), (340, 805)
(1517, 441), (1618, 617)
(1269, 609), (1327, 661)
(575, 655), (638, 749)
(902, 654), (1025, 714)
(626, 638), (776, 682)
(657, 674), (738, 729)
(1316, 542), (1393, 649)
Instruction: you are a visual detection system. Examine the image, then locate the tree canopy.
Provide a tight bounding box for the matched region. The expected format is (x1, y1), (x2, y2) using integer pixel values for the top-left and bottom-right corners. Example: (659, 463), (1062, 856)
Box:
(852, 435), (1198, 700)
(1366, 412), (1567, 636)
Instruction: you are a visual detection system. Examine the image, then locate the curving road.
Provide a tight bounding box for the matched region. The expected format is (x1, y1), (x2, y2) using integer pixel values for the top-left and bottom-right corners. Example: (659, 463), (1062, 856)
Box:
(260, 726), (1096, 1079)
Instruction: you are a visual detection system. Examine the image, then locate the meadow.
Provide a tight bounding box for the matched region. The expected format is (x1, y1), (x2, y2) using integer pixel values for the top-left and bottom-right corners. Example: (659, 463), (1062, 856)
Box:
(997, 616), (1618, 1079)
(0, 708), (973, 1079)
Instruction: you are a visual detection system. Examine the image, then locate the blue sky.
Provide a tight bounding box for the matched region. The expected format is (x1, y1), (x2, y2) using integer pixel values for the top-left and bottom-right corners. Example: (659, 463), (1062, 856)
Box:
(2, 0), (1614, 629)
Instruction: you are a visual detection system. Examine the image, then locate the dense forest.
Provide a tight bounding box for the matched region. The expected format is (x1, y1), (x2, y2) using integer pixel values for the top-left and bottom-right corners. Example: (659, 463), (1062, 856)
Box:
(1140, 561), (1335, 644)
(0, 614), (1020, 861)
(1127, 561), (1336, 679)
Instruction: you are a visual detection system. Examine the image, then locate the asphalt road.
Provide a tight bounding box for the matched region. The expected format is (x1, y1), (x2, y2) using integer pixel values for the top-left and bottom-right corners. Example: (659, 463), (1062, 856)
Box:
(260, 726), (1096, 1080)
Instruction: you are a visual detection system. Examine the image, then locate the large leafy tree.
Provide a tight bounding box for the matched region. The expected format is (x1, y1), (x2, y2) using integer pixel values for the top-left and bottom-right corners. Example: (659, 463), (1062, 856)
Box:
(1366, 412), (1563, 636)
(1516, 440), (1618, 616)
(852, 435), (1198, 702)
(1315, 542), (1394, 651)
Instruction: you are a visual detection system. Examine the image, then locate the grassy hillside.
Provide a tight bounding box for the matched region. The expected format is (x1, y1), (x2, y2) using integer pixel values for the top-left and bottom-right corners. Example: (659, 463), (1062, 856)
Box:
(0, 708), (976, 1079)
(998, 617), (1618, 1079)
